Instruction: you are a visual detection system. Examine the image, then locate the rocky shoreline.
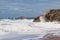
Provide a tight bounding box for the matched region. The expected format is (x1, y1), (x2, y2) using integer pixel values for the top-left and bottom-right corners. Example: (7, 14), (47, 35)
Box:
(33, 9), (60, 22)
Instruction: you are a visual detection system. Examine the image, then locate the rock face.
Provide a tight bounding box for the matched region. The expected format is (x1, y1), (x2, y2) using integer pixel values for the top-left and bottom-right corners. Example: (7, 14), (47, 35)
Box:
(33, 16), (40, 22)
(33, 9), (60, 22)
(44, 9), (60, 22)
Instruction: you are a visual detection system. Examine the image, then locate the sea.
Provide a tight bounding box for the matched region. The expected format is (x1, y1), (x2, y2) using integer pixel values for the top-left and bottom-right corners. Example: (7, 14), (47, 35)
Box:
(0, 19), (60, 40)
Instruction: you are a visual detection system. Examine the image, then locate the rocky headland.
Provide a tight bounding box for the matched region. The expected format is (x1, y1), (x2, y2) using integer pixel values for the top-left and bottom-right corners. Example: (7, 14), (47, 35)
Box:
(33, 9), (60, 22)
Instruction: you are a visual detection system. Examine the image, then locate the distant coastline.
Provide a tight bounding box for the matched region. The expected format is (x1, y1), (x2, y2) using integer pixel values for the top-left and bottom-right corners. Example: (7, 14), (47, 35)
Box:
(0, 16), (35, 20)
(15, 16), (35, 19)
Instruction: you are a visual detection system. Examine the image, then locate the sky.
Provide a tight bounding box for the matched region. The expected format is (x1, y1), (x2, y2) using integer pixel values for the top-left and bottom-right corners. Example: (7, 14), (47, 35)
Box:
(0, 0), (60, 18)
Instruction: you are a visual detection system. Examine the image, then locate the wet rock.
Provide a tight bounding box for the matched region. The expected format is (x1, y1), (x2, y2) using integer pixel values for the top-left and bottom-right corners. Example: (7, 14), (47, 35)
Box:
(33, 9), (60, 22)
(44, 9), (60, 22)
(33, 16), (40, 22)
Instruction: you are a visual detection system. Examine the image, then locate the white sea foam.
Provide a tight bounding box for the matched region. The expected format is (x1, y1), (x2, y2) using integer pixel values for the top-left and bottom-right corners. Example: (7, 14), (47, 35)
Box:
(0, 19), (60, 40)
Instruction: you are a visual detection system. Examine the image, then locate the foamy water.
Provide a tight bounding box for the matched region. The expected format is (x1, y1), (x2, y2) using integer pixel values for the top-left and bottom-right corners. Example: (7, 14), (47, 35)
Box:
(0, 19), (60, 40)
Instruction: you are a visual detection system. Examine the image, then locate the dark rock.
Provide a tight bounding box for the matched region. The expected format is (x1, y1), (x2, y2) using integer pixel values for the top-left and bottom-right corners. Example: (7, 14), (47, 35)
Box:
(44, 9), (60, 22)
(33, 9), (60, 22)
(33, 16), (40, 22)
(15, 16), (34, 19)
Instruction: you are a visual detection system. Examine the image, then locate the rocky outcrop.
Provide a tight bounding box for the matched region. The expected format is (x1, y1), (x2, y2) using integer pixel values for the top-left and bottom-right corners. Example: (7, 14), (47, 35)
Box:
(44, 9), (60, 22)
(33, 9), (60, 22)
(33, 16), (40, 22)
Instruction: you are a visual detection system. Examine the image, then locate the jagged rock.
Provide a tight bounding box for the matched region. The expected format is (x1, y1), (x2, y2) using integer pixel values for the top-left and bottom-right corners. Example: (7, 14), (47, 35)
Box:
(33, 14), (45, 22)
(44, 9), (60, 22)
(33, 9), (60, 22)
(33, 16), (40, 22)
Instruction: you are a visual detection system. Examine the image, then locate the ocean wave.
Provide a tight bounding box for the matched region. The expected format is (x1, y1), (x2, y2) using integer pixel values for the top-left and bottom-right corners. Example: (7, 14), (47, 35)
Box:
(0, 19), (60, 40)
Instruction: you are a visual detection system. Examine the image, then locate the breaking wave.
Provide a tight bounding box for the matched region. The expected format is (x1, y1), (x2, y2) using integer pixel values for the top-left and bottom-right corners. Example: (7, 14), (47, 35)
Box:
(0, 19), (60, 40)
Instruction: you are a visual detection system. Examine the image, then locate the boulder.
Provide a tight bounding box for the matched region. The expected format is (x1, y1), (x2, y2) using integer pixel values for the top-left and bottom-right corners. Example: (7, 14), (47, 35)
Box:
(33, 16), (40, 22)
(33, 9), (60, 22)
(44, 9), (60, 22)
(33, 14), (45, 22)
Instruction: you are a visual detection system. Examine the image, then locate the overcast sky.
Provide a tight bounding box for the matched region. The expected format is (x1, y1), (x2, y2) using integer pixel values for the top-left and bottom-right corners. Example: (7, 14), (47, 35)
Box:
(0, 0), (60, 18)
